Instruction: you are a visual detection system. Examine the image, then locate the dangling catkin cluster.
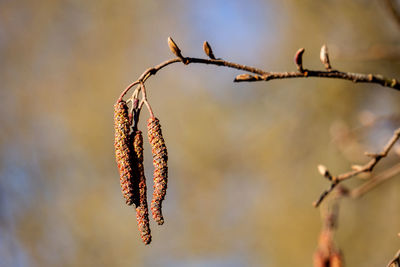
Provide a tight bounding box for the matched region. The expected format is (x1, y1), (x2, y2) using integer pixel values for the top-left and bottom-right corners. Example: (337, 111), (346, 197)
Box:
(132, 130), (151, 245)
(147, 117), (168, 225)
(313, 230), (343, 267)
(114, 101), (136, 205)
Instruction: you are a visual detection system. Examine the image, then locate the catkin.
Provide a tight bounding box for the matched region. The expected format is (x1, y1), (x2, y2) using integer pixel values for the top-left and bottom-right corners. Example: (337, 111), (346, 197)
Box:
(147, 117), (168, 225)
(132, 130), (151, 245)
(313, 230), (343, 267)
(114, 101), (136, 205)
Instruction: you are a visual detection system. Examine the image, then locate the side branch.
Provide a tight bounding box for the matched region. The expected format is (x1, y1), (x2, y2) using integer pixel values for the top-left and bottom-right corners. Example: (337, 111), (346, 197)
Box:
(234, 70), (400, 90)
(351, 162), (400, 199)
(387, 249), (400, 267)
(314, 128), (400, 207)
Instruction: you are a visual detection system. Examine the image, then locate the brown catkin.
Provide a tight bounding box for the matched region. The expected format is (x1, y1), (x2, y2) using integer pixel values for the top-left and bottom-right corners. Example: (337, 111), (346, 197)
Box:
(114, 101), (136, 205)
(147, 117), (168, 225)
(313, 229), (344, 267)
(329, 251), (343, 267)
(132, 131), (151, 245)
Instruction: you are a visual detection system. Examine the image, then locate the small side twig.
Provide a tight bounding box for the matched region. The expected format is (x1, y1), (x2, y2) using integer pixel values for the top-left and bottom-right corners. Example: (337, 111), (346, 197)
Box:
(351, 162), (400, 198)
(313, 127), (400, 207)
(387, 249), (400, 267)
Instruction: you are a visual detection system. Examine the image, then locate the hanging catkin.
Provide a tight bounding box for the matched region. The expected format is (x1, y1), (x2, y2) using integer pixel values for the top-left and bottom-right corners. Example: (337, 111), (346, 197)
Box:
(147, 117), (168, 225)
(114, 101), (136, 205)
(132, 130), (151, 244)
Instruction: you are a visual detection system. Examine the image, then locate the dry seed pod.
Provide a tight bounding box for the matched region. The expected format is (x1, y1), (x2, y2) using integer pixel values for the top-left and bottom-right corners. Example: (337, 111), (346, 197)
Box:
(147, 117), (168, 225)
(114, 101), (136, 205)
(132, 130), (151, 245)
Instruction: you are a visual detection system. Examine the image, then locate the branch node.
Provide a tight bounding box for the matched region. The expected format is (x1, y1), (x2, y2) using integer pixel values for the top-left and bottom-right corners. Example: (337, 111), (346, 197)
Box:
(368, 74), (374, 81)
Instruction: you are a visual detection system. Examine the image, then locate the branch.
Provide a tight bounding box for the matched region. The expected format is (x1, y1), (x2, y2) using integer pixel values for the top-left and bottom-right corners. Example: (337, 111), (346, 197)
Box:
(350, 162), (400, 198)
(313, 128), (400, 207)
(118, 38), (400, 103)
(387, 249), (400, 267)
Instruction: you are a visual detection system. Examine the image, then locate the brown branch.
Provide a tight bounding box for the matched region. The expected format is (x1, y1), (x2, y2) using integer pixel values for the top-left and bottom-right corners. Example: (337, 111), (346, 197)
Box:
(387, 249), (400, 267)
(313, 128), (400, 207)
(118, 38), (400, 103)
(234, 70), (400, 90)
(351, 162), (400, 199)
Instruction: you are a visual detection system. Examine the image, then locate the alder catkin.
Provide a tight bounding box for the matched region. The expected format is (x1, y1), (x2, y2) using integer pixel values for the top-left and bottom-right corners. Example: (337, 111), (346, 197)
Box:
(329, 251), (343, 267)
(114, 101), (136, 205)
(147, 117), (168, 225)
(132, 130), (151, 245)
(313, 250), (328, 267)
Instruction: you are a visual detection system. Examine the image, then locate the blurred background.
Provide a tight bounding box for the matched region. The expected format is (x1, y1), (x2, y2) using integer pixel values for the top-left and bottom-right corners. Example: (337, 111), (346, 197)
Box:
(1, 0), (400, 266)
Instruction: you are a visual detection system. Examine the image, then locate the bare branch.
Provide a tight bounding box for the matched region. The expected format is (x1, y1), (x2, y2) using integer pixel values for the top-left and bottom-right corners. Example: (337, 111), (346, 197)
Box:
(351, 162), (400, 198)
(118, 38), (400, 102)
(313, 128), (400, 207)
(387, 249), (400, 267)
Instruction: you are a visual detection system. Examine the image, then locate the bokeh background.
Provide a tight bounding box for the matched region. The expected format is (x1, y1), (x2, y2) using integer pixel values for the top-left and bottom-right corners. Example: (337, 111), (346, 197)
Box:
(1, 0), (400, 266)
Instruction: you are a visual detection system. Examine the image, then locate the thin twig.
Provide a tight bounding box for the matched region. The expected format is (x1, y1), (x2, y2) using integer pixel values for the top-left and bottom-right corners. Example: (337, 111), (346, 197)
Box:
(234, 70), (400, 90)
(351, 162), (400, 198)
(313, 127), (400, 207)
(387, 249), (400, 267)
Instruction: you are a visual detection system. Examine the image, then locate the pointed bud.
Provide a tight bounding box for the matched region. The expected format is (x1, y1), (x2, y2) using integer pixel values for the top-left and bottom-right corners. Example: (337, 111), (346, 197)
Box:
(294, 48), (305, 72)
(351, 165), (363, 171)
(320, 44), (332, 70)
(167, 37), (183, 59)
(318, 164), (328, 176)
(203, 41), (216, 59)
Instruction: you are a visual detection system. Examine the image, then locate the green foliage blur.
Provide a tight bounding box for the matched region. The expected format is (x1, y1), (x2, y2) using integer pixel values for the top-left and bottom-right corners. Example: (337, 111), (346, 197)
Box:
(0, 0), (399, 266)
